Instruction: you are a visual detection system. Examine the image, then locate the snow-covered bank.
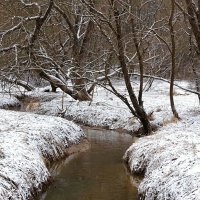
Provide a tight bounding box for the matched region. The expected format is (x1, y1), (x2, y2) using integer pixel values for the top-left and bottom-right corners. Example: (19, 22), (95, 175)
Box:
(124, 112), (200, 200)
(0, 109), (86, 200)
(17, 83), (141, 132)
(122, 81), (200, 199)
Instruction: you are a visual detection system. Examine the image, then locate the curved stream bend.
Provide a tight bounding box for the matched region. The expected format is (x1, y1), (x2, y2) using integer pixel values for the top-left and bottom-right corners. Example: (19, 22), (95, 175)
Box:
(41, 129), (138, 200)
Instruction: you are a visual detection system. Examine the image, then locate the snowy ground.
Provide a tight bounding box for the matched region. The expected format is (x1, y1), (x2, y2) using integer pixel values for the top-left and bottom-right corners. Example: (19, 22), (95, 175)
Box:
(19, 83), (138, 132)
(17, 79), (199, 132)
(1, 79), (200, 199)
(123, 81), (200, 199)
(124, 129), (200, 200)
(0, 93), (20, 109)
(0, 109), (85, 200)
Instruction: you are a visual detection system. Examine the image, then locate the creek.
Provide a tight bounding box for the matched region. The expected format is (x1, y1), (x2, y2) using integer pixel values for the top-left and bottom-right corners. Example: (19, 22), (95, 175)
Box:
(41, 128), (138, 200)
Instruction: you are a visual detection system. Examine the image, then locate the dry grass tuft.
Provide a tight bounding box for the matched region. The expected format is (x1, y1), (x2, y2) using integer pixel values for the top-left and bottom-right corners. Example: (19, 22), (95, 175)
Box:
(163, 116), (178, 126)
(147, 111), (154, 121)
(26, 101), (40, 111)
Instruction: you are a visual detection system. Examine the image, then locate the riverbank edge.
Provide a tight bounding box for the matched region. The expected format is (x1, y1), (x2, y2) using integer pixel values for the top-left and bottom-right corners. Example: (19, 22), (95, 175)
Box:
(59, 109), (200, 200)
(0, 109), (91, 200)
(33, 137), (90, 200)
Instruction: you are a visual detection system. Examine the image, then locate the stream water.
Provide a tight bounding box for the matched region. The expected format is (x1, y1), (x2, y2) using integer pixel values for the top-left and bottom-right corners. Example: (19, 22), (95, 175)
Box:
(41, 129), (138, 200)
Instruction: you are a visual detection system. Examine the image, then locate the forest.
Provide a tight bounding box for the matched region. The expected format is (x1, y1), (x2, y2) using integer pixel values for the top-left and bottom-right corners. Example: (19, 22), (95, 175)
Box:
(0, 0), (200, 200)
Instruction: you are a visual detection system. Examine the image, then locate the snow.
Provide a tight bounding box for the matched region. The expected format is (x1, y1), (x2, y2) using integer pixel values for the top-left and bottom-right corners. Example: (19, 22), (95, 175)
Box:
(0, 109), (84, 200)
(123, 81), (200, 199)
(2, 79), (200, 199)
(124, 130), (200, 199)
(21, 82), (140, 132)
(0, 93), (20, 109)
(20, 80), (198, 133)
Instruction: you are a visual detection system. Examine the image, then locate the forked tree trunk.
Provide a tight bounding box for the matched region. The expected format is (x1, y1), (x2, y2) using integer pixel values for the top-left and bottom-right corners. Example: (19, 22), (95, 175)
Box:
(39, 70), (91, 101)
(114, 9), (152, 135)
(54, 3), (93, 101)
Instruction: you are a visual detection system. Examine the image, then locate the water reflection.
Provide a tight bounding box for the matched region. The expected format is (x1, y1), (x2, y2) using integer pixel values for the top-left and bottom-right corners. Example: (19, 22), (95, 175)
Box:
(42, 129), (138, 200)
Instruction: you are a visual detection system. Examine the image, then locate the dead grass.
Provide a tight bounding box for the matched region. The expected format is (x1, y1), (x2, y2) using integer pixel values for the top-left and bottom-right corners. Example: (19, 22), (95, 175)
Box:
(26, 101), (40, 111)
(147, 111), (154, 121)
(162, 116), (178, 126)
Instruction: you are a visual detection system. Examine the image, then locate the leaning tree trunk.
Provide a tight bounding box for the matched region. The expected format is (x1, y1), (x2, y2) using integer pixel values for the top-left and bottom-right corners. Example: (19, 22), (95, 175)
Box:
(114, 9), (152, 135)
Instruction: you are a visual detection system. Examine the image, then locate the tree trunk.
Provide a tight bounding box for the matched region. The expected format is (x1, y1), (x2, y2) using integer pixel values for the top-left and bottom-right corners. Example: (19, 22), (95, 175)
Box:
(185, 0), (200, 52)
(130, 12), (144, 108)
(39, 69), (91, 101)
(54, 3), (92, 101)
(169, 0), (180, 119)
(114, 9), (152, 135)
(192, 64), (200, 103)
(50, 83), (57, 92)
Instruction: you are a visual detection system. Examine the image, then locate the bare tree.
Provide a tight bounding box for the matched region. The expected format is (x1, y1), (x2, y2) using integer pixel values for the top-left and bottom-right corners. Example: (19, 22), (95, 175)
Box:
(81, 0), (153, 135)
(184, 0), (200, 52)
(147, 0), (181, 118)
(0, 0), (97, 101)
(175, 0), (200, 103)
(1, 0), (200, 132)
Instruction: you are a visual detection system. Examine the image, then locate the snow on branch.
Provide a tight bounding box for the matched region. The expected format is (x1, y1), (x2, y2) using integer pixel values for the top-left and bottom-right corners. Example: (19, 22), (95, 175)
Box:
(2, 76), (35, 91)
(20, 0), (41, 14)
(131, 73), (200, 95)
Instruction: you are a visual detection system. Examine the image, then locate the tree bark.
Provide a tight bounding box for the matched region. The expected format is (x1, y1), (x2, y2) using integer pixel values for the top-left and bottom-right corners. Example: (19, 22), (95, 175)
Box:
(130, 10), (144, 108)
(185, 0), (200, 52)
(52, 3), (92, 101)
(169, 0), (180, 119)
(3, 76), (35, 91)
(39, 70), (90, 101)
(113, 8), (152, 135)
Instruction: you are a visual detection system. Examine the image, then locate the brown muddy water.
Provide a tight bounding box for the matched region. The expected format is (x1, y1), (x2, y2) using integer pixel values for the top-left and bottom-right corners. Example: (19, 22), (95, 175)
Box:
(41, 129), (138, 200)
